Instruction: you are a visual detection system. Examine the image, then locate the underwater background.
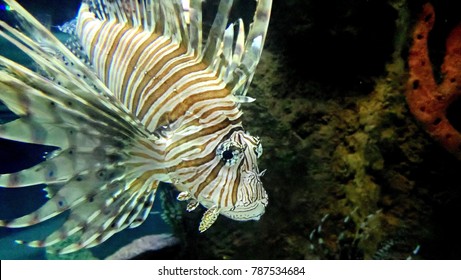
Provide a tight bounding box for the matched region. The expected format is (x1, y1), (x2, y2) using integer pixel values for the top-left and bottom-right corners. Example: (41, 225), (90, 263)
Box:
(1, 0), (461, 259)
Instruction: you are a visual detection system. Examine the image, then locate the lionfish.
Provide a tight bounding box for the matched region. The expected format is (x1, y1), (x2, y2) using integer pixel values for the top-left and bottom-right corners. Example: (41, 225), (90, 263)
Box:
(0, 0), (271, 253)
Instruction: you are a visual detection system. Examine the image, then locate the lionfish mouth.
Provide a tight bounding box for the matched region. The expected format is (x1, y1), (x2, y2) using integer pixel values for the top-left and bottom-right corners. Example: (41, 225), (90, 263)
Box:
(221, 202), (267, 221)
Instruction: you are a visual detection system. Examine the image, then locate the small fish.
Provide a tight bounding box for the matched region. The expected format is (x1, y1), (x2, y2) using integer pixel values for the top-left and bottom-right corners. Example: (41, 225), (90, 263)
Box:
(0, 0), (271, 253)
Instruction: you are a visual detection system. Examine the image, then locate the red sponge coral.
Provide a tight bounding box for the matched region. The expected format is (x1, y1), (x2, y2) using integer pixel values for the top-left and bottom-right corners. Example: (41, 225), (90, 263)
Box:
(407, 3), (461, 159)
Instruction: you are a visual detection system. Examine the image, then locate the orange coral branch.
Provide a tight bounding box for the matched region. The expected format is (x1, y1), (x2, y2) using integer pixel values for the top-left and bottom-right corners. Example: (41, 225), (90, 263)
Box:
(407, 3), (461, 158)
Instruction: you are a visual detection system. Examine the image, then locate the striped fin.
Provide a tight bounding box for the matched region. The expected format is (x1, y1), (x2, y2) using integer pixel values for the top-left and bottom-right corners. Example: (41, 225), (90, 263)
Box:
(1, 0), (147, 133)
(54, 180), (157, 254)
(0, 58), (138, 147)
(0, 58), (164, 253)
(201, 0), (234, 64)
(0, 146), (126, 188)
(230, 0), (272, 97)
(189, 0), (203, 54)
(0, 66), (162, 250)
(1, 1), (108, 96)
(0, 0), (165, 253)
(76, 0), (272, 131)
(225, 19), (245, 83)
(20, 179), (158, 254)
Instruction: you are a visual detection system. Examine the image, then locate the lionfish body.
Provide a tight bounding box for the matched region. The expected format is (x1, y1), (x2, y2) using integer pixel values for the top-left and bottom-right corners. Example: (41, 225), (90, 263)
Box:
(0, 0), (271, 253)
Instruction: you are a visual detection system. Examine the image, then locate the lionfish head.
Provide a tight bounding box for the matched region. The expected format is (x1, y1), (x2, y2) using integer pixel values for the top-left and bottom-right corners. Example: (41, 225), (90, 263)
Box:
(214, 130), (268, 221)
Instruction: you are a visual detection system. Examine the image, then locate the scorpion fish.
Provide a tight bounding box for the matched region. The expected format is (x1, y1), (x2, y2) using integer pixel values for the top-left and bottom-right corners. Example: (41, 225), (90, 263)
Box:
(0, 0), (271, 253)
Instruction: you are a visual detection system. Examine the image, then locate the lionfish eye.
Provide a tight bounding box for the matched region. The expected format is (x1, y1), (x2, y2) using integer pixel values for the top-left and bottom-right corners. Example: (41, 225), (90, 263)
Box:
(216, 140), (244, 166)
(222, 150), (234, 160)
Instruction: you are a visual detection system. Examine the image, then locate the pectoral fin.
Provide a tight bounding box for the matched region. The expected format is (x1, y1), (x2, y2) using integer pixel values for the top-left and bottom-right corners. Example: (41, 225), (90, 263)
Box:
(199, 205), (220, 233)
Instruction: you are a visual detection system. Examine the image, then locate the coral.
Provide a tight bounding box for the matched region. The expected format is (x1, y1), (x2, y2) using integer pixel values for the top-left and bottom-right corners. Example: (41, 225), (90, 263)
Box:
(407, 3), (461, 159)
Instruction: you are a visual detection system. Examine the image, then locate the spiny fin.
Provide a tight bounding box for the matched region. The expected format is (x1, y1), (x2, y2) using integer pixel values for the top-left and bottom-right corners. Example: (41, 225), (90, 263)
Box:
(13, 178), (159, 254)
(232, 95), (256, 104)
(1, 1), (147, 133)
(0, 0), (164, 254)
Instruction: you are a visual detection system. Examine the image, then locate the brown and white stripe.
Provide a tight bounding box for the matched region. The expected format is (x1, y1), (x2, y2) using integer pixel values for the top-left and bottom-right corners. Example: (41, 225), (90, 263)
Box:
(0, 0), (271, 253)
